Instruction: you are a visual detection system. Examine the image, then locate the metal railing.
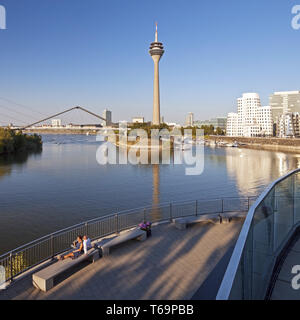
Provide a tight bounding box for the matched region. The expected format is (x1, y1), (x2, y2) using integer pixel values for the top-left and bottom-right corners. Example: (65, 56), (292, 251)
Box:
(0, 196), (254, 282)
(217, 168), (300, 300)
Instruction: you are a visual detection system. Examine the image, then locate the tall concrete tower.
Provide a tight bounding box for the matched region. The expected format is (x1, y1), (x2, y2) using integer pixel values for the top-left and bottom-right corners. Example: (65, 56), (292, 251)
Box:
(149, 23), (164, 125)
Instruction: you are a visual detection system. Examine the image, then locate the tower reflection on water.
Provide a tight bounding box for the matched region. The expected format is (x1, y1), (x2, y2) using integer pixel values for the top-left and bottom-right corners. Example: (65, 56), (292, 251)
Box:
(141, 147), (300, 222)
(151, 164), (161, 221)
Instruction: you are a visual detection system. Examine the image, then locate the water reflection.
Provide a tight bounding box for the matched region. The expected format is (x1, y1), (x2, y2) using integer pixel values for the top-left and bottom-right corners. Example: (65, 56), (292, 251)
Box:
(0, 150), (42, 180)
(0, 135), (300, 254)
(151, 164), (160, 221)
(225, 148), (300, 197)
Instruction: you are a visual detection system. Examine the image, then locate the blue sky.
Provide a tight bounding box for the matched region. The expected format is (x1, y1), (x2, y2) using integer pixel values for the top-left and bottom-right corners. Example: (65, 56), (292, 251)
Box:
(0, 0), (299, 124)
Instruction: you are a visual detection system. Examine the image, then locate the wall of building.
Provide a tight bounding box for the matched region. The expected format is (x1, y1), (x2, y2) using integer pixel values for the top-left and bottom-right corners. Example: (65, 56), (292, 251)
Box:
(227, 93), (273, 137)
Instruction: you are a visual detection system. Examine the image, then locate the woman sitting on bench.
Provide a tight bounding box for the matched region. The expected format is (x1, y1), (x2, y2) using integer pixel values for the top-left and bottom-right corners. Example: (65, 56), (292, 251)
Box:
(60, 235), (84, 260)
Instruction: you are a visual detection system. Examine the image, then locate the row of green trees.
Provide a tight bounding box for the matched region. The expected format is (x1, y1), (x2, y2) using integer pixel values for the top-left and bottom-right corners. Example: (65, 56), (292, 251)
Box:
(127, 123), (225, 137)
(0, 128), (42, 155)
(189, 125), (225, 136)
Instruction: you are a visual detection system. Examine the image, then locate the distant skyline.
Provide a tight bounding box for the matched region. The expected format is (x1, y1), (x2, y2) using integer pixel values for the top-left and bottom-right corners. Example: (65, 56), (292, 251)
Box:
(0, 0), (299, 124)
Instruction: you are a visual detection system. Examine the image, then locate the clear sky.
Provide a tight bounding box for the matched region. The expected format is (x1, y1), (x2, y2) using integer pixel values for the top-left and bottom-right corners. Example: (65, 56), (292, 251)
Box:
(0, 0), (299, 124)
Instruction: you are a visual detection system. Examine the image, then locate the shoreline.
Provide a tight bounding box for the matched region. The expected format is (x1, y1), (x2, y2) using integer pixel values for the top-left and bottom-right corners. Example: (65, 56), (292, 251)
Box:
(26, 130), (300, 154)
(207, 136), (300, 154)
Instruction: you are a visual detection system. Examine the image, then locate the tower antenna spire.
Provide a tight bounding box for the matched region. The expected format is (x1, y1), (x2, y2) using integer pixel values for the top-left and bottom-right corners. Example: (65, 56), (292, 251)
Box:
(155, 22), (158, 42)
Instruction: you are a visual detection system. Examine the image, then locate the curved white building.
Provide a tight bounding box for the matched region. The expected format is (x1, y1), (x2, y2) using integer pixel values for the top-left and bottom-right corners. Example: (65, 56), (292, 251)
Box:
(227, 93), (273, 137)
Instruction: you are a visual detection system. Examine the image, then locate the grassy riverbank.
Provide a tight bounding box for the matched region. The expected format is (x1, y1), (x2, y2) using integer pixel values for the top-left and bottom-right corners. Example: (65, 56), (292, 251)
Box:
(0, 129), (42, 155)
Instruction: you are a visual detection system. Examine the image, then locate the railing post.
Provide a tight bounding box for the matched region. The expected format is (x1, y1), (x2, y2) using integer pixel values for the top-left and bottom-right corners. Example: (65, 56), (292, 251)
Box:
(9, 252), (13, 282)
(170, 203), (172, 221)
(115, 214), (119, 234)
(50, 235), (54, 259)
(221, 199), (224, 213)
(85, 222), (88, 236)
(195, 200), (198, 216)
(292, 174), (295, 226)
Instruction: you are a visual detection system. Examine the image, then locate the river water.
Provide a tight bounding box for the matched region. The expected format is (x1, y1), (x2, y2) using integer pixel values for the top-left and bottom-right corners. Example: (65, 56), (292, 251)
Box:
(0, 134), (299, 254)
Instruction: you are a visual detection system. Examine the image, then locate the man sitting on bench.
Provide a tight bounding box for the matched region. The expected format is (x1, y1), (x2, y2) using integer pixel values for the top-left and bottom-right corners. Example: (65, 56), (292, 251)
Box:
(83, 235), (92, 254)
(59, 235), (84, 260)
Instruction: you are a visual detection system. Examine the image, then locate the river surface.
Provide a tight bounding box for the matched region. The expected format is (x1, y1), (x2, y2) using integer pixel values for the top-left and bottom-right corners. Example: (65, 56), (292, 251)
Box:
(0, 134), (300, 254)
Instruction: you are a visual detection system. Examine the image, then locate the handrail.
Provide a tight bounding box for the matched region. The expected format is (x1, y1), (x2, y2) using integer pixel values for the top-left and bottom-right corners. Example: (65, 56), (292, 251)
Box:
(216, 168), (300, 300)
(0, 196), (253, 258)
(0, 196), (253, 281)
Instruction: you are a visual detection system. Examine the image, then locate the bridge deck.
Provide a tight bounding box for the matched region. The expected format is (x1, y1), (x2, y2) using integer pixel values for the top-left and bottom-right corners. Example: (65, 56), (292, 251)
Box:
(0, 218), (243, 300)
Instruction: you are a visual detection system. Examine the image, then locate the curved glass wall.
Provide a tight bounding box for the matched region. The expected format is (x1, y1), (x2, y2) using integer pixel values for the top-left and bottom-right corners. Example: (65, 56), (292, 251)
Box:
(217, 169), (300, 300)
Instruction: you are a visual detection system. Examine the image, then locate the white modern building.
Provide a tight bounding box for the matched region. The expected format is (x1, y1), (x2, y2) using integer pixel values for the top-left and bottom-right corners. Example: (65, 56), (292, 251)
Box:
(256, 105), (273, 136)
(226, 113), (238, 136)
(51, 119), (62, 127)
(226, 93), (273, 137)
(132, 117), (144, 124)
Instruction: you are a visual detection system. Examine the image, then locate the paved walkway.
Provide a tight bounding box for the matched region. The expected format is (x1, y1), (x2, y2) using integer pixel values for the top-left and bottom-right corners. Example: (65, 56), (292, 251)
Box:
(0, 220), (243, 300)
(271, 237), (300, 300)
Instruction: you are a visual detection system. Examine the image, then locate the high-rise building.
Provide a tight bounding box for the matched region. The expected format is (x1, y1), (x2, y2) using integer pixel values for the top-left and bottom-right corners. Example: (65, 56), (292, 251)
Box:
(269, 91), (300, 123)
(256, 106), (273, 136)
(226, 113), (238, 136)
(102, 109), (112, 126)
(149, 23), (164, 125)
(185, 112), (194, 127)
(226, 93), (273, 137)
(237, 93), (261, 136)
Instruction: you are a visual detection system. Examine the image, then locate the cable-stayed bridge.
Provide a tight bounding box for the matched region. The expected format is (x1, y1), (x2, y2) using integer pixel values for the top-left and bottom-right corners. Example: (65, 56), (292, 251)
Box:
(19, 106), (106, 130)
(0, 98), (108, 131)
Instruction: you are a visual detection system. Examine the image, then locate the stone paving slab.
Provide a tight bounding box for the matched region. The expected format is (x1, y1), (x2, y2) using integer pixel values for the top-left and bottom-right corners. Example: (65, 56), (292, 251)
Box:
(289, 239), (300, 253)
(271, 238), (300, 300)
(271, 279), (300, 300)
(0, 220), (243, 300)
(277, 251), (300, 283)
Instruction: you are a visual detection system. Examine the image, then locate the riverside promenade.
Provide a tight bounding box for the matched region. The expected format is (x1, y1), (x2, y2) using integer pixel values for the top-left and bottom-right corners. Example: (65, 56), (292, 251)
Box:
(271, 235), (300, 300)
(0, 220), (243, 300)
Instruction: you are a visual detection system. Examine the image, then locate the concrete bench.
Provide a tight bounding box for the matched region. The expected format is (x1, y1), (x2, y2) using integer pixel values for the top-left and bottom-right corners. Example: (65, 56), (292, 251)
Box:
(32, 247), (99, 292)
(173, 214), (221, 230)
(100, 227), (146, 256)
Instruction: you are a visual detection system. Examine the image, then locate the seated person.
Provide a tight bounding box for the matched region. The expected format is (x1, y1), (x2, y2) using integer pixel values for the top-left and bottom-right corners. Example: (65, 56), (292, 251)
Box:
(71, 239), (78, 249)
(83, 235), (92, 254)
(60, 235), (84, 260)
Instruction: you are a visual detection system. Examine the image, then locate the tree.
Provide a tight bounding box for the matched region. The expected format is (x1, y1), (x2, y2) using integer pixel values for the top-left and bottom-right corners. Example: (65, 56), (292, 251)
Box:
(215, 127), (225, 136)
